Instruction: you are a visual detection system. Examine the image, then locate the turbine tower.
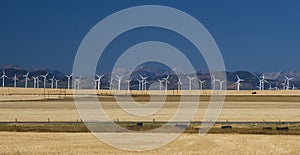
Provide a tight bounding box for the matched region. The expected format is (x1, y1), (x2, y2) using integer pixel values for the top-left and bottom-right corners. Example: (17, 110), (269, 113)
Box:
(144, 79), (149, 90)
(23, 72), (30, 88)
(50, 76), (55, 89)
(55, 79), (59, 89)
(260, 74), (268, 90)
(74, 77), (81, 89)
(65, 74), (72, 89)
(1, 70), (8, 88)
(280, 80), (286, 90)
(284, 75), (293, 90)
(41, 72), (48, 88)
(12, 74), (19, 88)
(116, 75), (124, 90)
(137, 78), (142, 90)
(211, 75), (216, 90)
(126, 79), (131, 90)
(216, 79), (225, 90)
(158, 79), (164, 90)
(198, 79), (205, 90)
(32, 76), (38, 88)
(177, 78), (183, 90)
(96, 74), (104, 90)
(36, 77), (41, 88)
(109, 79), (113, 90)
(139, 75), (148, 90)
(163, 75), (170, 91)
(187, 76), (196, 90)
(235, 75), (244, 91)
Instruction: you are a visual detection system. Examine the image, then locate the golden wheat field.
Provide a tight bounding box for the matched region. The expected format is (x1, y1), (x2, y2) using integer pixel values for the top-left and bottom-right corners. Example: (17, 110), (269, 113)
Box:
(0, 132), (299, 155)
(0, 88), (299, 154)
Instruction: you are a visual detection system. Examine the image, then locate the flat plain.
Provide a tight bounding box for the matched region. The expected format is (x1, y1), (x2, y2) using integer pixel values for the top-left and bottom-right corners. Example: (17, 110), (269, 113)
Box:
(0, 88), (299, 154)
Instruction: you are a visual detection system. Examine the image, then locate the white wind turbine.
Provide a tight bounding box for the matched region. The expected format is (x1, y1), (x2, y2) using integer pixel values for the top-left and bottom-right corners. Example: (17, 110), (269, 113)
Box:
(109, 78), (113, 90)
(177, 78), (183, 90)
(41, 72), (48, 88)
(12, 74), (19, 88)
(116, 75), (124, 90)
(96, 74), (104, 90)
(32, 76), (38, 88)
(50, 76), (55, 89)
(187, 76), (196, 90)
(284, 75), (293, 90)
(260, 74), (268, 90)
(55, 79), (59, 89)
(139, 75), (148, 90)
(137, 78), (142, 90)
(36, 77), (41, 88)
(163, 75), (170, 91)
(1, 70), (8, 88)
(157, 79), (164, 90)
(126, 79), (131, 90)
(65, 74), (72, 89)
(23, 72), (30, 88)
(74, 77), (81, 89)
(144, 79), (149, 90)
(198, 79), (205, 90)
(280, 80), (286, 90)
(211, 75), (217, 90)
(235, 75), (244, 91)
(93, 79), (97, 89)
(216, 79), (225, 90)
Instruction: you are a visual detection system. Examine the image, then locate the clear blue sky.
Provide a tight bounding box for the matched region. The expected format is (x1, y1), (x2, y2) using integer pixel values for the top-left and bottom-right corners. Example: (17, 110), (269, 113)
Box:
(0, 1), (299, 73)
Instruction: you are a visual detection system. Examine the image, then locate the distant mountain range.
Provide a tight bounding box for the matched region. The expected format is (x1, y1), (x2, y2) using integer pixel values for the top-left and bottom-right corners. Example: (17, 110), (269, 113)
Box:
(0, 65), (299, 90)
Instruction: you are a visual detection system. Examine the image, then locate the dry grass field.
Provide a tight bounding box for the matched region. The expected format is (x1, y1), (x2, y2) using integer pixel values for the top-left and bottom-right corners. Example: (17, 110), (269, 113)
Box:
(0, 132), (299, 155)
(0, 95), (299, 122)
(0, 88), (299, 154)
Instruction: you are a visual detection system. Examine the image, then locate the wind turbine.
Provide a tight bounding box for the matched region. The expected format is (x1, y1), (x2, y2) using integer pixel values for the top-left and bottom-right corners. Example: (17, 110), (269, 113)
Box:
(50, 76), (55, 89)
(235, 75), (244, 91)
(55, 79), (59, 89)
(23, 72), (30, 88)
(139, 75), (148, 90)
(163, 75), (170, 90)
(260, 74), (268, 90)
(32, 76), (38, 88)
(187, 76), (196, 90)
(1, 70), (8, 88)
(211, 75), (216, 90)
(177, 78), (183, 90)
(109, 78), (113, 90)
(144, 79), (149, 90)
(198, 79), (205, 90)
(216, 80), (225, 90)
(137, 78), (142, 90)
(41, 72), (48, 88)
(65, 74), (72, 89)
(158, 79), (164, 90)
(12, 74), (19, 88)
(284, 75), (293, 90)
(280, 80), (286, 90)
(74, 77), (81, 89)
(126, 79), (131, 90)
(116, 75), (124, 90)
(93, 79), (97, 89)
(36, 77), (41, 88)
(96, 74), (104, 90)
